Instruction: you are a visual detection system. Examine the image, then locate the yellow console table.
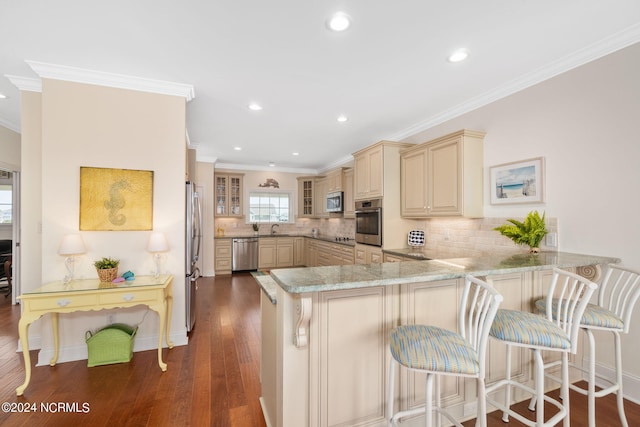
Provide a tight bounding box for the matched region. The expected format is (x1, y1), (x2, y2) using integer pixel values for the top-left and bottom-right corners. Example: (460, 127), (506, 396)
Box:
(16, 274), (174, 396)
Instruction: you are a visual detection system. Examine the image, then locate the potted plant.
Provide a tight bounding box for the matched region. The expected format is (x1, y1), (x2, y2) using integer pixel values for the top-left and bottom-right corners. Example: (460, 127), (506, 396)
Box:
(252, 223), (260, 235)
(94, 256), (120, 282)
(494, 210), (547, 253)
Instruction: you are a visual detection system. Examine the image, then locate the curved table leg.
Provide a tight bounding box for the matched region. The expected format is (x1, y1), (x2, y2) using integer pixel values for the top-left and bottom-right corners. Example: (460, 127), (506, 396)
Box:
(16, 314), (37, 396)
(149, 301), (168, 371)
(50, 313), (59, 366)
(165, 291), (174, 349)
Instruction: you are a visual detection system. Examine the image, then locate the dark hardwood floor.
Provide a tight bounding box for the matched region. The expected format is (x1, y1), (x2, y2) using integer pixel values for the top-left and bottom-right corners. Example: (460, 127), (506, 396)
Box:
(0, 273), (638, 426)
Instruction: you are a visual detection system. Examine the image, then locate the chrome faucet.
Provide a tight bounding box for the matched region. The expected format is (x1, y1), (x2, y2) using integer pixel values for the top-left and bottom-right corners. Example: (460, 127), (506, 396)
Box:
(271, 224), (279, 235)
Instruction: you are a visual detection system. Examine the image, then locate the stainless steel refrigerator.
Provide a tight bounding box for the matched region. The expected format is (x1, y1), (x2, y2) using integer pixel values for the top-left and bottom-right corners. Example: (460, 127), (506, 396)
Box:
(186, 181), (202, 332)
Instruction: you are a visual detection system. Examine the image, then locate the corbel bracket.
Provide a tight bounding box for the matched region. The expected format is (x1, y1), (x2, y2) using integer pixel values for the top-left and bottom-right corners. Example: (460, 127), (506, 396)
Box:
(294, 296), (312, 348)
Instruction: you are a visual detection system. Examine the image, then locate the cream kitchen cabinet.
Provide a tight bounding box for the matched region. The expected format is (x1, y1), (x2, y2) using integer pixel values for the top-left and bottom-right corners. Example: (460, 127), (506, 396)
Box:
(324, 168), (344, 193)
(310, 285), (396, 427)
(297, 177), (316, 218)
(354, 243), (382, 264)
(313, 177), (328, 218)
(259, 237), (294, 269)
(316, 240), (354, 266)
(342, 168), (355, 218)
(306, 239), (354, 267)
(294, 237), (305, 266)
(353, 143), (383, 200)
(214, 238), (232, 275)
(305, 239), (318, 267)
(352, 141), (411, 201)
(215, 173), (244, 217)
(400, 129), (484, 218)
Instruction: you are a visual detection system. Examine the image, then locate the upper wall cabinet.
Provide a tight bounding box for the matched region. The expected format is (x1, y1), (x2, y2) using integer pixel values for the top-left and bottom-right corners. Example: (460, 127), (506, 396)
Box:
(314, 177), (328, 218)
(324, 168), (344, 193)
(400, 130), (485, 218)
(343, 168), (355, 218)
(215, 173), (244, 217)
(353, 141), (411, 201)
(353, 143), (383, 200)
(297, 176), (316, 218)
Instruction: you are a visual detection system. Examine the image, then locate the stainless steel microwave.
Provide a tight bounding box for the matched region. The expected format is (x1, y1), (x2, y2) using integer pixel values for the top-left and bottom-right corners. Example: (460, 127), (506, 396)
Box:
(326, 191), (344, 213)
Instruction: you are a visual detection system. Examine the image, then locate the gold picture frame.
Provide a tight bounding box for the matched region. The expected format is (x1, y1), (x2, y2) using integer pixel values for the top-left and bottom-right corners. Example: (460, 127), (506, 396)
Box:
(80, 167), (153, 231)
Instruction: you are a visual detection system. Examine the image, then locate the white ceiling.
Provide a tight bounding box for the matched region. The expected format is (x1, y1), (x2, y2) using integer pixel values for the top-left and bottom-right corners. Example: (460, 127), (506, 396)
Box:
(1, 1), (639, 173)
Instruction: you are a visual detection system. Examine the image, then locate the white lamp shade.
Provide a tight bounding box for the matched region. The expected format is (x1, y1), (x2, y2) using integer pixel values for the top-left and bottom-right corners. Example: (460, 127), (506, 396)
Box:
(58, 234), (86, 256)
(148, 232), (169, 253)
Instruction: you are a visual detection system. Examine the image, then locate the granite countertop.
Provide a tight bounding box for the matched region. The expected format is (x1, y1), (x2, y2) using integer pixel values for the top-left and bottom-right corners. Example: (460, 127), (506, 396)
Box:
(383, 247), (433, 260)
(252, 273), (278, 304)
(270, 251), (620, 294)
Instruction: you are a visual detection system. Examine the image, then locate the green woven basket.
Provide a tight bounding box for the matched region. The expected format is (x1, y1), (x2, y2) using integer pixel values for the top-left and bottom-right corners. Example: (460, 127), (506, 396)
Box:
(85, 323), (137, 367)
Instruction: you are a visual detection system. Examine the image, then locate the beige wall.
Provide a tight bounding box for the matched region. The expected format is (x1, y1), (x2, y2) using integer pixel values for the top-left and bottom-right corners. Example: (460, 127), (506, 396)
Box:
(20, 91), (43, 298)
(22, 79), (188, 364)
(0, 124), (20, 170)
(0, 125), (21, 240)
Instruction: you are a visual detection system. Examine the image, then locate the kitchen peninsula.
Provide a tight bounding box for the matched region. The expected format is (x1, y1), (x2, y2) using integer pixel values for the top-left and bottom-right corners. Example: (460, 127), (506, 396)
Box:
(259, 251), (618, 427)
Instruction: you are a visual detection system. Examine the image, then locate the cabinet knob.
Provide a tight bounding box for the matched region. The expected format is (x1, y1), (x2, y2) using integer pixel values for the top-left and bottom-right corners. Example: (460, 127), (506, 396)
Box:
(57, 299), (71, 307)
(123, 294), (135, 302)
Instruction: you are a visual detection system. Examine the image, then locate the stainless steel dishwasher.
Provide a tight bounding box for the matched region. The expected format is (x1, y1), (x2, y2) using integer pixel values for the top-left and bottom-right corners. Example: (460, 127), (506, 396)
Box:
(232, 237), (258, 272)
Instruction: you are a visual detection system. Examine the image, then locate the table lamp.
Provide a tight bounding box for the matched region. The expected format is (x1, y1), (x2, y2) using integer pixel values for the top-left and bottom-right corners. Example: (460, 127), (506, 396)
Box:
(147, 232), (169, 278)
(58, 234), (86, 283)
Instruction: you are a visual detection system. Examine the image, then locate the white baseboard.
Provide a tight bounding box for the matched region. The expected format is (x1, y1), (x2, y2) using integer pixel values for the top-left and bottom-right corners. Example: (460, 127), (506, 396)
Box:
(35, 331), (188, 367)
(587, 358), (640, 405)
(259, 397), (274, 427)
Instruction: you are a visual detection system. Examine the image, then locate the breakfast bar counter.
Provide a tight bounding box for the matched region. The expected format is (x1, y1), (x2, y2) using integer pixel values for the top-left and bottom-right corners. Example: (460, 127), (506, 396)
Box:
(270, 251), (618, 293)
(261, 251), (618, 427)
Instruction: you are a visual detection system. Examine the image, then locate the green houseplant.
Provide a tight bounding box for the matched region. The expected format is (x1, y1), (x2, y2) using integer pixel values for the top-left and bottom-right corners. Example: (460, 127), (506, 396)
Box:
(252, 223), (260, 235)
(494, 211), (547, 253)
(94, 257), (120, 282)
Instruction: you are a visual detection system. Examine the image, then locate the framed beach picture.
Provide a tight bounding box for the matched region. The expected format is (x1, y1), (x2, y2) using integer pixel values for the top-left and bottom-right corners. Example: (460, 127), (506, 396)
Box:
(490, 157), (544, 205)
(79, 167), (154, 231)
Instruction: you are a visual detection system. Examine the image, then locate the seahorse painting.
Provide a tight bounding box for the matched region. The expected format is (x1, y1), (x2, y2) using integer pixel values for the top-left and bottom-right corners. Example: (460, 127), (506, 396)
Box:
(80, 167), (153, 231)
(104, 179), (133, 225)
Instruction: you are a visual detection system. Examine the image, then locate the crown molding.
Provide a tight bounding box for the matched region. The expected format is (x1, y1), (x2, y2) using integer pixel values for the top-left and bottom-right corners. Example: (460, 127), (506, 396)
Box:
(388, 23), (640, 141)
(5, 75), (42, 93)
(25, 60), (195, 101)
(318, 154), (354, 174)
(0, 116), (20, 133)
(215, 162), (319, 175)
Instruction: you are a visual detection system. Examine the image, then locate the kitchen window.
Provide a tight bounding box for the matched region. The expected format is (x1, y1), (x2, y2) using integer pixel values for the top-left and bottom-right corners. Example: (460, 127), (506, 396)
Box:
(248, 190), (292, 223)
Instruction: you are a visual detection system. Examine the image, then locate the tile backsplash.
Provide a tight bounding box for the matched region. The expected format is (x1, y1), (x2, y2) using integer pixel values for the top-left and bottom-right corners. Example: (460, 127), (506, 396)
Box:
(214, 216), (557, 257)
(411, 216), (558, 257)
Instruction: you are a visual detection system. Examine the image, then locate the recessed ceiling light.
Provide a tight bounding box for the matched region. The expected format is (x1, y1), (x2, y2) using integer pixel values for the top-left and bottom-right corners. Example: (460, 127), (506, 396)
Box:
(448, 49), (469, 63)
(234, 146), (242, 151)
(337, 115), (348, 122)
(327, 12), (351, 32)
(292, 152), (299, 156)
(269, 162), (275, 167)
(0, 93), (6, 99)
(248, 103), (263, 111)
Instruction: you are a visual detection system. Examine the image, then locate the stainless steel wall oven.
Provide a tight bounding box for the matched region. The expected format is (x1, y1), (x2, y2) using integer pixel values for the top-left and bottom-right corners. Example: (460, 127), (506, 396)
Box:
(355, 199), (382, 246)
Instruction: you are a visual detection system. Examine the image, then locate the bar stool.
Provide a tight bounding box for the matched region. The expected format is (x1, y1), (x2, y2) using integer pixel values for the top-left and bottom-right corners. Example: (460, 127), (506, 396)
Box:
(387, 275), (503, 427)
(534, 264), (640, 427)
(486, 267), (598, 427)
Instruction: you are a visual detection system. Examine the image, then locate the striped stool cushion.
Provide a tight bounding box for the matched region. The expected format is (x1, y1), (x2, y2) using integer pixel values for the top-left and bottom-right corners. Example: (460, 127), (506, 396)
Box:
(389, 325), (478, 375)
(535, 299), (624, 329)
(490, 309), (571, 350)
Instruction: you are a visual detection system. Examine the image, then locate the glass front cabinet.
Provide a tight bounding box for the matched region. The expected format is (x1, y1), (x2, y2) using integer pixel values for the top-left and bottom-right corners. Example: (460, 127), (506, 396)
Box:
(215, 173), (244, 217)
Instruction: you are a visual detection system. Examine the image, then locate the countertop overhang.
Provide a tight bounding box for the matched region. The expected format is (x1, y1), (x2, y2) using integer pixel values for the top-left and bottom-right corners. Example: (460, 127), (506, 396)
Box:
(270, 251), (619, 294)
